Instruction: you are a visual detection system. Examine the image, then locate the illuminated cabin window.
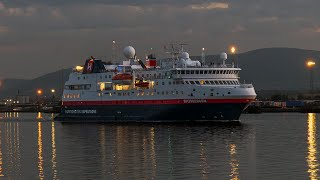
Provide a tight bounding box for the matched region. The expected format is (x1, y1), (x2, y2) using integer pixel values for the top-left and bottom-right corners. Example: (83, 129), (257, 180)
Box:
(141, 92), (144, 96)
(109, 93), (112, 96)
(200, 80), (204, 85)
(115, 84), (130, 91)
(151, 92), (154, 96)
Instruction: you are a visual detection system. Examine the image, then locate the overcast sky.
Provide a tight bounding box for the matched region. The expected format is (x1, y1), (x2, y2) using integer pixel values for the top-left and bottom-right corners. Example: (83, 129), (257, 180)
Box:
(0, 0), (319, 78)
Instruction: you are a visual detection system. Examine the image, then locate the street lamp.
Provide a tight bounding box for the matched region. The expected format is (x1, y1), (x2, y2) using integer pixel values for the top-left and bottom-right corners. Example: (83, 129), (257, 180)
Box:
(306, 60), (316, 96)
(201, 48), (205, 66)
(36, 89), (42, 112)
(37, 89), (42, 95)
(51, 89), (55, 104)
(230, 46), (237, 67)
(231, 46), (236, 54)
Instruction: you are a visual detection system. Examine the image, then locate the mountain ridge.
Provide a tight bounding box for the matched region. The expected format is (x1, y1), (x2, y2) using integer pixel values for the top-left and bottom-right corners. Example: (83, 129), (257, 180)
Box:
(0, 47), (319, 99)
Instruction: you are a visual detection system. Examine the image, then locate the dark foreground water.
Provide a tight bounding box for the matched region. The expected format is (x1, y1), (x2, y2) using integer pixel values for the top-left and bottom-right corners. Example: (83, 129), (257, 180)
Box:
(0, 112), (318, 179)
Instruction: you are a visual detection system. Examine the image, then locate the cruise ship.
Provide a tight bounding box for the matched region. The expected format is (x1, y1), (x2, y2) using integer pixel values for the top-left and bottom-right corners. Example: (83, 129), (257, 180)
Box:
(54, 46), (256, 122)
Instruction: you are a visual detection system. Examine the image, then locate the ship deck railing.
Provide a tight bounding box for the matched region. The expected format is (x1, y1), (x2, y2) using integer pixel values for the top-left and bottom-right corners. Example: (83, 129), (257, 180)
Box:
(239, 84), (253, 88)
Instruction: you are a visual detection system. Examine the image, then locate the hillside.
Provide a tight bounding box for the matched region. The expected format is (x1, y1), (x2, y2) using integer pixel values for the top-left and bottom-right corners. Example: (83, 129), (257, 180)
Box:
(0, 69), (71, 99)
(191, 48), (320, 90)
(0, 48), (319, 99)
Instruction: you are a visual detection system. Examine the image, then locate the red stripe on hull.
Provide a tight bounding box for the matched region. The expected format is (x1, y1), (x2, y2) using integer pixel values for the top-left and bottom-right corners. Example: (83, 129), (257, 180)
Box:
(62, 98), (254, 106)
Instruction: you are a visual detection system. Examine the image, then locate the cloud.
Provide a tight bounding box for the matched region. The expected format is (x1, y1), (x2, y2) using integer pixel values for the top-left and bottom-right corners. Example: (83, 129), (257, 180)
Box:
(0, 26), (9, 33)
(0, 2), (37, 16)
(314, 27), (320, 33)
(231, 25), (246, 33)
(190, 2), (229, 10)
(253, 16), (279, 23)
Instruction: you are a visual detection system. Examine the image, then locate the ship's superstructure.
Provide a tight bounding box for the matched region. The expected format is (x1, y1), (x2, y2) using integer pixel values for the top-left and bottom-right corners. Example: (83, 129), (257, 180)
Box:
(55, 46), (256, 122)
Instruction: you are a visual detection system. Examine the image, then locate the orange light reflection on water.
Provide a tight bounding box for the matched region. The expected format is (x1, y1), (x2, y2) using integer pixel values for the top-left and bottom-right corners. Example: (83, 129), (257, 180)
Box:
(38, 122), (44, 180)
(307, 113), (319, 180)
(0, 128), (3, 177)
(230, 144), (239, 180)
(51, 122), (58, 179)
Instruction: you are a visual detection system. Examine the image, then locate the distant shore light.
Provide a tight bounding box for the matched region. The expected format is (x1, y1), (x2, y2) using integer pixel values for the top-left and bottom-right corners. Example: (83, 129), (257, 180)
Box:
(231, 46), (236, 54)
(307, 60), (316, 68)
(37, 89), (42, 95)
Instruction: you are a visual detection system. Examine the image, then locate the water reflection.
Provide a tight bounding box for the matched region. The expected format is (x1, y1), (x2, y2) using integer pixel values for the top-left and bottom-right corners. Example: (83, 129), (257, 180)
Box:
(51, 122), (58, 179)
(37, 122), (44, 179)
(307, 113), (319, 180)
(0, 128), (3, 177)
(230, 144), (239, 180)
(199, 142), (209, 180)
(150, 127), (156, 179)
(5, 122), (21, 178)
(36, 112), (43, 119)
(4, 112), (19, 118)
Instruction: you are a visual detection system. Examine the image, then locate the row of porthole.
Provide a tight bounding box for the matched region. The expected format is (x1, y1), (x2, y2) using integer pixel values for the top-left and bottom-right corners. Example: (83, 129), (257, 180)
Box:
(63, 94), (80, 98)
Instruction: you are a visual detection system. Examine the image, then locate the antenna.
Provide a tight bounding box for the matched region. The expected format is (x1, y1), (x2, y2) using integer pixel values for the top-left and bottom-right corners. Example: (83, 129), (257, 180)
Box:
(201, 48), (205, 66)
(164, 42), (188, 59)
(111, 40), (116, 62)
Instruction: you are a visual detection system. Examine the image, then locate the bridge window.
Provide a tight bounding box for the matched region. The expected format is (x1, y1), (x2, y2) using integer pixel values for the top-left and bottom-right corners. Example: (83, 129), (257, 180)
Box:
(190, 81), (195, 84)
(210, 81), (215, 84)
(205, 80), (210, 84)
(195, 81), (200, 85)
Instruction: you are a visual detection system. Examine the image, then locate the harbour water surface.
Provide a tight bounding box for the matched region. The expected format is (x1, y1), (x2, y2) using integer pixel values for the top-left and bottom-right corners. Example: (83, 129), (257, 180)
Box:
(0, 112), (318, 179)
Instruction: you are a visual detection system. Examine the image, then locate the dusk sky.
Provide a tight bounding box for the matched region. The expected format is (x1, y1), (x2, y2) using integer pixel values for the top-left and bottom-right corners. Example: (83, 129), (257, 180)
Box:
(0, 0), (320, 79)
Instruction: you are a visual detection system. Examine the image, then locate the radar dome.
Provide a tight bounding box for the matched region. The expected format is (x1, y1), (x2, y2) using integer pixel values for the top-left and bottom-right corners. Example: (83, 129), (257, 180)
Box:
(123, 46), (136, 59)
(181, 52), (190, 59)
(220, 52), (227, 60)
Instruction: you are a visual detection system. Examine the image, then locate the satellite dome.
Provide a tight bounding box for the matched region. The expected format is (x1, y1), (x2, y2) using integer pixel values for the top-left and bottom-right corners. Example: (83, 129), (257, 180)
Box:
(123, 46), (136, 59)
(181, 52), (189, 59)
(220, 52), (227, 60)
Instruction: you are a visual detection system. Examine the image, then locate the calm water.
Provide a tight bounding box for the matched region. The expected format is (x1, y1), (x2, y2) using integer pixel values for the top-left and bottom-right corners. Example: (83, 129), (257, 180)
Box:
(0, 112), (318, 179)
